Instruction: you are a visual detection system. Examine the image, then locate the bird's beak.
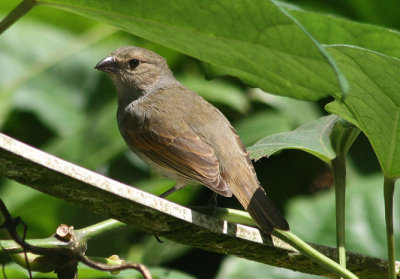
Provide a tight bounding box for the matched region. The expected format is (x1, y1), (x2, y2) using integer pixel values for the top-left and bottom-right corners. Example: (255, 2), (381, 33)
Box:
(95, 56), (119, 73)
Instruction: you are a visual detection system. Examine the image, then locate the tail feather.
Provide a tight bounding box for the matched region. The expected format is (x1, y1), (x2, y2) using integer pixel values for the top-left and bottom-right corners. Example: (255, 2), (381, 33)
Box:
(245, 187), (289, 234)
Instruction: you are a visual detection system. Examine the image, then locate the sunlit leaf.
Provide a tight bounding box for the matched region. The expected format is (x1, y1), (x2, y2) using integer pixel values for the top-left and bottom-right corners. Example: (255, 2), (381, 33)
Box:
(281, 2), (400, 60)
(38, 0), (347, 100)
(248, 115), (340, 162)
(326, 45), (400, 178)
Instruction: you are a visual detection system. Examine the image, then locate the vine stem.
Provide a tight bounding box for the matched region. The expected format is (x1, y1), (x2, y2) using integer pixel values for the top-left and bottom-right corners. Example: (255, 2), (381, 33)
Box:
(197, 206), (359, 279)
(384, 177), (396, 279)
(0, 0), (36, 35)
(273, 230), (357, 279)
(332, 155), (347, 276)
(76, 219), (125, 241)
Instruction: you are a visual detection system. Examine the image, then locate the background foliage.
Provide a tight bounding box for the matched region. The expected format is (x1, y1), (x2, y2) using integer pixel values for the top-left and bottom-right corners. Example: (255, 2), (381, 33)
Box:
(1, 0), (399, 278)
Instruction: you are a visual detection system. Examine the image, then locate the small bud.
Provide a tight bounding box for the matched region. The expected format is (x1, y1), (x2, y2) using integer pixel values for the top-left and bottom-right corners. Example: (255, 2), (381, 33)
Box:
(56, 224), (74, 241)
(107, 255), (126, 275)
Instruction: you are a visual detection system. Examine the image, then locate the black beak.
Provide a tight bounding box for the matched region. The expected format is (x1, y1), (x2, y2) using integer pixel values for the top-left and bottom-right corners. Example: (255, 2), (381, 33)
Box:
(95, 56), (118, 73)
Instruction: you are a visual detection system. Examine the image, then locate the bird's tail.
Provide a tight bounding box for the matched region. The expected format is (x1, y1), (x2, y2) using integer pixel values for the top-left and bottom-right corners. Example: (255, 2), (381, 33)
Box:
(241, 186), (289, 234)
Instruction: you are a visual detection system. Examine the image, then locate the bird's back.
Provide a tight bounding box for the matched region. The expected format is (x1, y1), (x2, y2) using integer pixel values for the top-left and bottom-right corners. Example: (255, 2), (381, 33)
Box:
(143, 86), (289, 232)
(119, 83), (289, 233)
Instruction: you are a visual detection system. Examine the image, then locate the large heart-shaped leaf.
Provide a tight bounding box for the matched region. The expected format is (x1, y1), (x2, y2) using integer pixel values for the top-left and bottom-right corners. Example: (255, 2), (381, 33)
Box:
(37, 0), (347, 100)
(326, 45), (400, 179)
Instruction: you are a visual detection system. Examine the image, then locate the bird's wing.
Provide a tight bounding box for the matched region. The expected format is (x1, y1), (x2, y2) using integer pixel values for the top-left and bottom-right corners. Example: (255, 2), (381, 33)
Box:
(124, 124), (232, 196)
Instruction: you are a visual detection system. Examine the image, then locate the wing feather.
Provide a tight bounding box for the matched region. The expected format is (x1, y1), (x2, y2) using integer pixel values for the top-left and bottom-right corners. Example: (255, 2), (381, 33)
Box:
(125, 124), (231, 196)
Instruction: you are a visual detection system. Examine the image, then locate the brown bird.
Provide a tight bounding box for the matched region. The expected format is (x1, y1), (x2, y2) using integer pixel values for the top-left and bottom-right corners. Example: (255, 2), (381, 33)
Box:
(95, 46), (289, 234)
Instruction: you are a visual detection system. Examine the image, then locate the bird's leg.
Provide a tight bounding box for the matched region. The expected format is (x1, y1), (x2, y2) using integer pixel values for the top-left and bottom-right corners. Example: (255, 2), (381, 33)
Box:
(207, 192), (218, 207)
(159, 186), (179, 198)
(153, 183), (185, 243)
(159, 183), (185, 198)
(205, 192), (218, 216)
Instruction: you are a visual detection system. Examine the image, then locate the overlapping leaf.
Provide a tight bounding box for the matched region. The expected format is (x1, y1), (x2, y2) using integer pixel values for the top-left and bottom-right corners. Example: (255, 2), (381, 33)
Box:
(326, 45), (400, 178)
(281, 3), (400, 59)
(37, 0), (347, 100)
(248, 115), (340, 163)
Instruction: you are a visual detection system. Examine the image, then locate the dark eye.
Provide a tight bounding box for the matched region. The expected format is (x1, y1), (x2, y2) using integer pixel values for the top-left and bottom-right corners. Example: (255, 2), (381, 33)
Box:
(129, 59), (140, 69)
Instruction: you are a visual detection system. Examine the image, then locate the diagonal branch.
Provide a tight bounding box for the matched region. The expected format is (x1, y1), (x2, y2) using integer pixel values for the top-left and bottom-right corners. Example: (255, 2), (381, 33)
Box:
(0, 132), (397, 278)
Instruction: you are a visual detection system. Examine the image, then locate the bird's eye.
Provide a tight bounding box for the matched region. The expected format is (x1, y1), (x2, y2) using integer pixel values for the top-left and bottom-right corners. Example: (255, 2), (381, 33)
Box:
(129, 59), (140, 69)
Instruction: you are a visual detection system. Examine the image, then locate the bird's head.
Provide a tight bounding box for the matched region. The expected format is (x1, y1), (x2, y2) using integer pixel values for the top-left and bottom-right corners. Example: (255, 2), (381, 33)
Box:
(95, 46), (176, 100)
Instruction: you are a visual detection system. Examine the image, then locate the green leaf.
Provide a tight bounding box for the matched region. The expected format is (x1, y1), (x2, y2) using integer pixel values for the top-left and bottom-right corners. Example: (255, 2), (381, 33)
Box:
(0, 0), (97, 33)
(249, 88), (322, 126)
(248, 115), (340, 162)
(178, 74), (250, 113)
(0, 18), (117, 133)
(281, 3), (400, 60)
(235, 111), (292, 146)
(330, 118), (360, 156)
(47, 102), (124, 169)
(326, 45), (400, 179)
(38, 0), (347, 100)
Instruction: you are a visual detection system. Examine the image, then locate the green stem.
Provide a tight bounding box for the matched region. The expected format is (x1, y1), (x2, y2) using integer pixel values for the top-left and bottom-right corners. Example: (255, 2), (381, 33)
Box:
(0, 237), (70, 253)
(0, 219), (124, 254)
(332, 155), (347, 275)
(193, 207), (358, 279)
(76, 219), (125, 241)
(0, 0), (36, 35)
(191, 206), (255, 226)
(273, 230), (357, 279)
(384, 177), (396, 279)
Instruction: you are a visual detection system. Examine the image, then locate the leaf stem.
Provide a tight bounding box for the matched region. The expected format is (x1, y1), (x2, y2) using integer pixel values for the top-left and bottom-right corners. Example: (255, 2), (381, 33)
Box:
(195, 207), (358, 279)
(384, 177), (396, 279)
(332, 155), (347, 275)
(273, 229), (358, 279)
(0, 0), (36, 35)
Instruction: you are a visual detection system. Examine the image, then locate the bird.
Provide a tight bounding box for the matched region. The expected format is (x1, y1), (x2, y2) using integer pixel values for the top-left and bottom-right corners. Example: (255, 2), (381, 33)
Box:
(95, 46), (289, 234)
